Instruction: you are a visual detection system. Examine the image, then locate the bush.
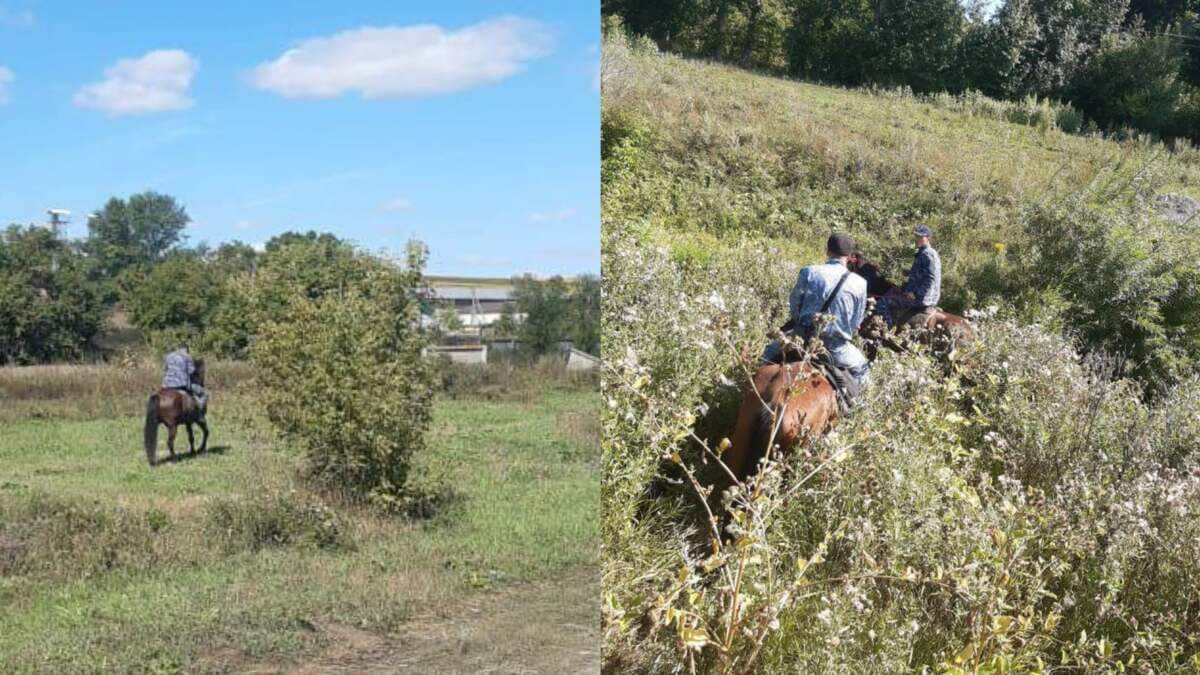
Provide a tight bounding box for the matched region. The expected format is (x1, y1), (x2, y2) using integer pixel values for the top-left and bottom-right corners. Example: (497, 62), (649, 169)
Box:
(604, 315), (1200, 672)
(0, 226), (104, 364)
(1005, 197), (1200, 393)
(205, 490), (346, 551)
(251, 244), (433, 509)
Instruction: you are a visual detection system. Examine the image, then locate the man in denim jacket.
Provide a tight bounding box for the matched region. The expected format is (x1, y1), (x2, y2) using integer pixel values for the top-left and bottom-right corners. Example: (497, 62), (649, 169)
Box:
(761, 233), (870, 398)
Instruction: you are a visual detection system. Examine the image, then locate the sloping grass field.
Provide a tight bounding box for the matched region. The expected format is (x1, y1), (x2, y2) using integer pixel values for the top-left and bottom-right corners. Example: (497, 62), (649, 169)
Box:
(0, 362), (597, 673)
(602, 35), (1200, 673)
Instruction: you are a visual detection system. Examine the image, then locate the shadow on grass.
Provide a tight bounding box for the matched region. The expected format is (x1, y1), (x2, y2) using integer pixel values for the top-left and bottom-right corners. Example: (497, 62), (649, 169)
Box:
(156, 445), (230, 464)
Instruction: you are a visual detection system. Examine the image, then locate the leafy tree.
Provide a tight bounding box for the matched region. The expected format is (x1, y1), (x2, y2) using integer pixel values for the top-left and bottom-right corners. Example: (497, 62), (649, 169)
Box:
(121, 252), (224, 341)
(509, 275), (601, 356)
(963, 0), (1042, 97)
(872, 0), (967, 92)
(492, 307), (520, 339)
(251, 243), (432, 507)
(568, 274), (601, 356)
(1126, 0), (1198, 28)
(434, 303), (465, 335)
(602, 0), (699, 49)
(210, 241), (258, 276)
(785, 0), (876, 85)
(264, 230), (344, 253)
(0, 225), (103, 363)
(85, 191), (190, 280)
(513, 275), (572, 355)
(1070, 32), (1193, 138)
(206, 234), (395, 358)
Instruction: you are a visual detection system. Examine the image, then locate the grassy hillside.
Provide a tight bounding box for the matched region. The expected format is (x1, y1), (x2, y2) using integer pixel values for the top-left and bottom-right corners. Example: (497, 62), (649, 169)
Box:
(602, 36), (1200, 673)
(603, 36), (1200, 380)
(0, 364), (598, 673)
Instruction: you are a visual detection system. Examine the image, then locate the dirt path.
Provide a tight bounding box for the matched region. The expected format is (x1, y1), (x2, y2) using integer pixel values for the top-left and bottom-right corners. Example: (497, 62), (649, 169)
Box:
(196, 567), (599, 674)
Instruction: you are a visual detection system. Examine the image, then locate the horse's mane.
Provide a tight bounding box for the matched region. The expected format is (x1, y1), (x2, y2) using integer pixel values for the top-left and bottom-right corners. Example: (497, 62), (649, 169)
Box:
(849, 255), (896, 297)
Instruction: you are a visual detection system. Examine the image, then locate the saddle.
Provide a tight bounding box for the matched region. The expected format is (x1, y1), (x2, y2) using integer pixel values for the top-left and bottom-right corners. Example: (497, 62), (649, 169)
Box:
(893, 305), (937, 330)
(763, 345), (861, 416)
(167, 386), (204, 415)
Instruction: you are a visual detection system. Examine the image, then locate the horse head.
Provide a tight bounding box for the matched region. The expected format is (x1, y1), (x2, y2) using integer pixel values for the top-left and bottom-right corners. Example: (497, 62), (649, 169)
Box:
(847, 253), (896, 297)
(192, 358), (206, 387)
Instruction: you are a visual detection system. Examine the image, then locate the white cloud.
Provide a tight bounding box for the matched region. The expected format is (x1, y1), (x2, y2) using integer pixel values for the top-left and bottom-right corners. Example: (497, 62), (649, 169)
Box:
(382, 197), (413, 212)
(530, 208), (577, 223)
(73, 49), (199, 116)
(249, 16), (553, 99)
(0, 66), (12, 104)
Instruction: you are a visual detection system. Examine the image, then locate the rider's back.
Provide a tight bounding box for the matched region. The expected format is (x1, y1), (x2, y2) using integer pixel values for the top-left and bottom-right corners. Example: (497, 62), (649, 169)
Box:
(162, 350), (192, 389)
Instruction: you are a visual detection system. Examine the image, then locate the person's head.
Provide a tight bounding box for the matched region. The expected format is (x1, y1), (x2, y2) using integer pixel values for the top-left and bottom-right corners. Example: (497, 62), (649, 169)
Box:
(914, 224), (932, 248)
(178, 341), (190, 354)
(826, 232), (855, 260)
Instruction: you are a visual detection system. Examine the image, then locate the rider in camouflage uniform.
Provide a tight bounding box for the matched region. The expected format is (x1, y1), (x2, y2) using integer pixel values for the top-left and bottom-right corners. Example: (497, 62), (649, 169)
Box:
(163, 342), (207, 412)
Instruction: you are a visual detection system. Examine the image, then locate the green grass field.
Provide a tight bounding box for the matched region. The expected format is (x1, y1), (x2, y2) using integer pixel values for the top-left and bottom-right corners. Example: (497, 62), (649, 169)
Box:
(0, 365), (597, 673)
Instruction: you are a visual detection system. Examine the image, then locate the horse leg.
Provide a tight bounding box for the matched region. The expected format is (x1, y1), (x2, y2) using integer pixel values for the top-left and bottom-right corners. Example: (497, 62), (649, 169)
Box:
(186, 423), (196, 454)
(197, 419), (209, 452)
(167, 423), (178, 458)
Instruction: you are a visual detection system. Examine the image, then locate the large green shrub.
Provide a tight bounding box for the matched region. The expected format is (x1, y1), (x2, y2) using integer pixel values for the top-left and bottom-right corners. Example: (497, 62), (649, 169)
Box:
(120, 253), (225, 347)
(250, 244), (433, 508)
(1006, 197), (1200, 392)
(0, 226), (104, 364)
(205, 234), (373, 358)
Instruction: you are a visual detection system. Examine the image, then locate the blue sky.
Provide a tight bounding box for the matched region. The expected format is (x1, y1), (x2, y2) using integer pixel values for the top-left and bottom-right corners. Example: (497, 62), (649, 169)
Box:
(0, 1), (598, 276)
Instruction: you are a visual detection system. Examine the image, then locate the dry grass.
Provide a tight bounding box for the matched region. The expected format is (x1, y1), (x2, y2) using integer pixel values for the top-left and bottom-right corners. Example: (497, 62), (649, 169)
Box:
(603, 38), (1200, 285)
(0, 359), (257, 422)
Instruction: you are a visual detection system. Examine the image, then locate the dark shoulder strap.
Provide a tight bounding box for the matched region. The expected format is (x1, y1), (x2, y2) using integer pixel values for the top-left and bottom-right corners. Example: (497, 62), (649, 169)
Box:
(820, 271), (852, 315)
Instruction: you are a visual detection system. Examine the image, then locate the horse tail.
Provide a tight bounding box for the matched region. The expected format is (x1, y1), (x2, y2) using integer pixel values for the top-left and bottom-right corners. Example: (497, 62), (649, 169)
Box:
(144, 394), (159, 466)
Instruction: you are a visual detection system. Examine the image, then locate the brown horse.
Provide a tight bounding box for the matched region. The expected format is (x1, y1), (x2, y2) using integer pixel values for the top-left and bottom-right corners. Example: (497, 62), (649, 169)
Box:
(724, 255), (973, 483)
(725, 352), (840, 483)
(847, 253), (973, 352)
(143, 359), (208, 466)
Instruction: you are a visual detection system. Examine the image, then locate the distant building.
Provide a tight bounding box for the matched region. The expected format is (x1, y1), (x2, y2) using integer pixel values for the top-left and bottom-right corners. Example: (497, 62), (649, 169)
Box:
(424, 278), (523, 336)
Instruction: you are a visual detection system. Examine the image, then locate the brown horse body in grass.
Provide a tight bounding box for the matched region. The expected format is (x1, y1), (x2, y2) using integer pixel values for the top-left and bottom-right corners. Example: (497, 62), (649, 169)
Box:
(724, 255), (973, 484)
(724, 358), (839, 482)
(144, 359), (208, 466)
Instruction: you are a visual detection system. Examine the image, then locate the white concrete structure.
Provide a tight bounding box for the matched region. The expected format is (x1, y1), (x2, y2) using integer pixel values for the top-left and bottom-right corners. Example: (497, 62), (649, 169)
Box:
(423, 344), (488, 365)
(564, 348), (599, 371)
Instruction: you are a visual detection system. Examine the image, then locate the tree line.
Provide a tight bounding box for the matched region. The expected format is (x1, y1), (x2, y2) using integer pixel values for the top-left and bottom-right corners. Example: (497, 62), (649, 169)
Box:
(603, 0), (1200, 142)
(0, 191), (599, 364)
